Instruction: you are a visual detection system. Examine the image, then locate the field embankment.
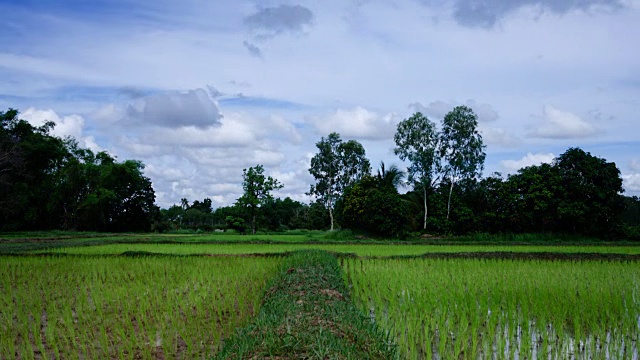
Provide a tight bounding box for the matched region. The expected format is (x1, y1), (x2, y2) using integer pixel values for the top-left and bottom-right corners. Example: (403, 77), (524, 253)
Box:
(215, 250), (395, 359)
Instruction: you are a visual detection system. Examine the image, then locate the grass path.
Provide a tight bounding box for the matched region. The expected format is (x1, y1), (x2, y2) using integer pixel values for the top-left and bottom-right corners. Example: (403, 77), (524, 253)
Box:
(215, 250), (396, 359)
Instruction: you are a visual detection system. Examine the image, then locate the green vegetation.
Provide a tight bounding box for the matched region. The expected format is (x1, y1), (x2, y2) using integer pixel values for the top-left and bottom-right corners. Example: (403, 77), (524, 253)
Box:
(343, 257), (640, 359)
(3, 234), (640, 359)
(4, 107), (640, 239)
(0, 255), (282, 358)
(237, 164), (284, 234)
(1, 109), (157, 232)
(216, 250), (395, 359)
(30, 242), (640, 256)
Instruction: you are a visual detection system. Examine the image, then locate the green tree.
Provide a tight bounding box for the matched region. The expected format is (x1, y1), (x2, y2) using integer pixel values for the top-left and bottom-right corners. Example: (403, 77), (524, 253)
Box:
(337, 174), (408, 237)
(237, 164), (283, 234)
(506, 164), (561, 233)
(0, 108), (68, 229)
(440, 106), (486, 220)
(308, 132), (371, 230)
(554, 147), (624, 235)
(375, 161), (405, 190)
(394, 112), (441, 229)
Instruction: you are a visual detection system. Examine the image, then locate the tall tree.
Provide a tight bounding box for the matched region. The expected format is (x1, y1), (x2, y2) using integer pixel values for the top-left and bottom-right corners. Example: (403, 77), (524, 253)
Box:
(308, 132), (371, 231)
(440, 106), (486, 220)
(554, 147), (624, 235)
(393, 112), (441, 229)
(237, 164), (283, 234)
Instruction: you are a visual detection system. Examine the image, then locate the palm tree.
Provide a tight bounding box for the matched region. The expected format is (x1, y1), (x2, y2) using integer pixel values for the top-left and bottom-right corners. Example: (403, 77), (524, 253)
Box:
(376, 161), (405, 190)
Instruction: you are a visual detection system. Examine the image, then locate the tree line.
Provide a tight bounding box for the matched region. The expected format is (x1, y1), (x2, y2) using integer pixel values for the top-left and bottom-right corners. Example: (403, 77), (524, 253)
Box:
(1, 109), (157, 231)
(2, 107), (639, 238)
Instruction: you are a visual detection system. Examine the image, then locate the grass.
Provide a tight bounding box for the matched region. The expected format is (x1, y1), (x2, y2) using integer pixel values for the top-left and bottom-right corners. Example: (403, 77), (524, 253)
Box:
(0, 255), (283, 358)
(216, 250), (396, 359)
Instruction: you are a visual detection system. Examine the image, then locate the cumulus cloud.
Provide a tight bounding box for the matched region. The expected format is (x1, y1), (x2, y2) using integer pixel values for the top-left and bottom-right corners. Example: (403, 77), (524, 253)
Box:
(244, 5), (314, 38)
(315, 107), (397, 140)
(20, 107), (101, 151)
(125, 88), (222, 128)
(500, 152), (555, 174)
(451, 0), (624, 28)
(630, 158), (640, 172)
(529, 106), (598, 139)
(409, 99), (499, 122)
(623, 173), (640, 192)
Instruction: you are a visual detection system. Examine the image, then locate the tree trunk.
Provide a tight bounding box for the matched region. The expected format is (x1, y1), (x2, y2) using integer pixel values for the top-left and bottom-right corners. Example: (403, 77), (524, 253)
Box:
(329, 206), (334, 231)
(423, 185), (427, 230)
(252, 205), (257, 234)
(447, 178), (454, 220)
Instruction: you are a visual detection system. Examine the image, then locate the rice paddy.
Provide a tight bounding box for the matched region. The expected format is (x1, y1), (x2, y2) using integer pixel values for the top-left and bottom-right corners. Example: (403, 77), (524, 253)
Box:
(0, 256), (282, 359)
(29, 243), (640, 256)
(2, 233), (640, 359)
(343, 257), (640, 359)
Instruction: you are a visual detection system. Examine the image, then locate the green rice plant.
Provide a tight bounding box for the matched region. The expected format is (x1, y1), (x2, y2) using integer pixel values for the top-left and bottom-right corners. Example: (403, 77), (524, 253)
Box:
(29, 242), (640, 256)
(0, 255), (282, 359)
(343, 257), (640, 359)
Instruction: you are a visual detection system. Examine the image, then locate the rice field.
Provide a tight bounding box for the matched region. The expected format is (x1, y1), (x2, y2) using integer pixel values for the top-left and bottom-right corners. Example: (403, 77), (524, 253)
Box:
(30, 243), (640, 256)
(342, 257), (640, 359)
(4, 235), (640, 359)
(0, 256), (283, 359)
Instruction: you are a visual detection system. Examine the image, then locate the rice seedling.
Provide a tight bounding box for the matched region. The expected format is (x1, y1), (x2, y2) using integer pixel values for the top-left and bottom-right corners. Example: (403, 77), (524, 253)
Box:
(343, 257), (640, 359)
(29, 243), (640, 256)
(0, 255), (282, 359)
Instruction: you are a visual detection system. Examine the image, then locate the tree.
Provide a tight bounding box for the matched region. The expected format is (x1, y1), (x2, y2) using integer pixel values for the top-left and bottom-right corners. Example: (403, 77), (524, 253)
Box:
(394, 112), (441, 229)
(0, 108), (68, 229)
(507, 164), (562, 233)
(554, 147), (624, 235)
(337, 174), (409, 237)
(237, 164), (283, 234)
(308, 132), (371, 231)
(375, 161), (405, 190)
(440, 106), (486, 220)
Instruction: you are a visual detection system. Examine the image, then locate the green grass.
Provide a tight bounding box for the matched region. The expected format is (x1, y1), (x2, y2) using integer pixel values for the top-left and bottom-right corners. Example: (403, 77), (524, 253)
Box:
(0, 255), (283, 358)
(216, 250), (396, 359)
(343, 257), (640, 359)
(28, 243), (640, 256)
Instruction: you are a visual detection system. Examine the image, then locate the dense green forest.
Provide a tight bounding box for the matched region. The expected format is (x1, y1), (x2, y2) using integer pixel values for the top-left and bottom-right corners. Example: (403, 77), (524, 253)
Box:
(2, 107), (639, 239)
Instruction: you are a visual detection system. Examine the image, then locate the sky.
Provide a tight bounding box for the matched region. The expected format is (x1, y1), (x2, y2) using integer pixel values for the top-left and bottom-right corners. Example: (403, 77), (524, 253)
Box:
(1, 0), (639, 208)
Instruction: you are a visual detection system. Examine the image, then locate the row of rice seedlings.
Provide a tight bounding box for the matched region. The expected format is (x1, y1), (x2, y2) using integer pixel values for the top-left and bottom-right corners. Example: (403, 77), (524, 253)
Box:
(0, 255), (282, 359)
(31, 243), (640, 256)
(342, 258), (640, 359)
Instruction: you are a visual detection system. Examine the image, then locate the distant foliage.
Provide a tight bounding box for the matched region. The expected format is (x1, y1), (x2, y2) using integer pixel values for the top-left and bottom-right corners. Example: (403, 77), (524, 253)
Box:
(1, 108), (157, 231)
(337, 169), (409, 238)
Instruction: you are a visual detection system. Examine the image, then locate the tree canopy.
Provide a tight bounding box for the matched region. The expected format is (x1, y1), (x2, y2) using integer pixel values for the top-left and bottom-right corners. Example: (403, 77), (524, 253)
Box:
(1, 109), (157, 231)
(308, 132), (371, 231)
(237, 164), (283, 234)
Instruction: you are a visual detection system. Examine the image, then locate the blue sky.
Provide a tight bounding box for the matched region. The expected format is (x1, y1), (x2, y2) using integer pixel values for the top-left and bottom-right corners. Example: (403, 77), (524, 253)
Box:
(1, 0), (639, 207)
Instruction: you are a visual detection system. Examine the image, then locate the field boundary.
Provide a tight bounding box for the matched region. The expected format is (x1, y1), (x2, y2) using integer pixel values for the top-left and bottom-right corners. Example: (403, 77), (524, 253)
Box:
(215, 250), (397, 359)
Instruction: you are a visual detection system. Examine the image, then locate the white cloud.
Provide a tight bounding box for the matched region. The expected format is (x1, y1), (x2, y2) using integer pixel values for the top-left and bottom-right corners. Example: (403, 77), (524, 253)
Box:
(315, 107), (396, 140)
(630, 159), (640, 172)
(529, 106), (598, 139)
(409, 99), (499, 122)
(623, 173), (640, 192)
(20, 108), (101, 151)
(500, 152), (555, 174)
